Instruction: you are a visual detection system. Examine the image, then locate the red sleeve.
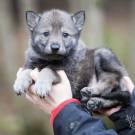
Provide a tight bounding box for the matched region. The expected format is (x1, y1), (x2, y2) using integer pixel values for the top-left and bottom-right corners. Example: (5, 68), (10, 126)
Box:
(50, 98), (80, 125)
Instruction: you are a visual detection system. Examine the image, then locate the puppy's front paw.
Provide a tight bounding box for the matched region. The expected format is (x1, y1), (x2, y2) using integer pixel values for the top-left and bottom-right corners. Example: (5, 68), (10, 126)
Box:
(13, 76), (32, 95)
(13, 69), (32, 95)
(34, 80), (52, 98)
(87, 97), (103, 112)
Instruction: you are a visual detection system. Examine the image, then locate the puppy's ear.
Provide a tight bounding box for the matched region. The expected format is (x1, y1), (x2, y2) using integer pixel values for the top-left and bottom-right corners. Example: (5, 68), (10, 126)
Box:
(71, 10), (85, 31)
(25, 11), (40, 31)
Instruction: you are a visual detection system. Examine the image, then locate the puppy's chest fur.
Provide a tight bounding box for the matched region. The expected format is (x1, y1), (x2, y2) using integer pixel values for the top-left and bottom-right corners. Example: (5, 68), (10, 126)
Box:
(64, 49), (95, 99)
(27, 48), (95, 100)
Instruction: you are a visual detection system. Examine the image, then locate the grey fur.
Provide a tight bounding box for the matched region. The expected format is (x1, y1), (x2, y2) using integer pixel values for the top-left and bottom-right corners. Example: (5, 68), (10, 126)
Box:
(26, 11), (40, 31)
(13, 9), (130, 112)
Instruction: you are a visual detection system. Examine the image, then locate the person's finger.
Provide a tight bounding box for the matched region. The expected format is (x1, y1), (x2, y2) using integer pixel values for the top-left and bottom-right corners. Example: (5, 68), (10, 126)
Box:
(26, 92), (52, 113)
(47, 95), (55, 102)
(26, 91), (43, 105)
(27, 86), (54, 107)
(30, 68), (39, 81)
(28, 85), (37, 95)
(25, 89), (40, 105)
(26, 93), (36, 104)
(99, 106), (121, 116)
(43, 95), (56, 106)
(57, 70), (69, 83)
(123, 76), (134, 94)
(28, 84), (55, 105)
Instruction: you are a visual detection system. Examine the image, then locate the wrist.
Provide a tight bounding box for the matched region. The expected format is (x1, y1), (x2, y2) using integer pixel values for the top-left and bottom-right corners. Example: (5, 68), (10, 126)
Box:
(50, 98), (80, 125)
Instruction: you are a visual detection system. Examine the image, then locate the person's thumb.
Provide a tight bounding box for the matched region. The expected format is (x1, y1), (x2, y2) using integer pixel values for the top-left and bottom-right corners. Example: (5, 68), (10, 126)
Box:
(57, 70), (69, 84)
(123, 76), (134, 94)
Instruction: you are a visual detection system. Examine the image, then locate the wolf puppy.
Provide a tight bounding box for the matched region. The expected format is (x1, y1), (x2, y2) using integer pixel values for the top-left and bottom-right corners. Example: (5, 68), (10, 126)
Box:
(13, 9), (130, 111)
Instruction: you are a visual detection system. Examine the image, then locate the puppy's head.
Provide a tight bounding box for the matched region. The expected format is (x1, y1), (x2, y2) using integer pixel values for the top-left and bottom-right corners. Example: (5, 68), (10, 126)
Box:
(26, 9), (85, 60)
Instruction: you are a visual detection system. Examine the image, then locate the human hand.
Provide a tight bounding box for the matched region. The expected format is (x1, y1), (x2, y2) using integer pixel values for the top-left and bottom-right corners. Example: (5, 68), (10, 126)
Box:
(100, 76), (134, 116)
(123, 76), (134, 94)
(25, 69), (72, 114)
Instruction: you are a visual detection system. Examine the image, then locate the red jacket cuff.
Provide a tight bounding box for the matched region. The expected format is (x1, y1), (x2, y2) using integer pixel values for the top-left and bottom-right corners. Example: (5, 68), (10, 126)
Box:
(50, 98), (80, 125)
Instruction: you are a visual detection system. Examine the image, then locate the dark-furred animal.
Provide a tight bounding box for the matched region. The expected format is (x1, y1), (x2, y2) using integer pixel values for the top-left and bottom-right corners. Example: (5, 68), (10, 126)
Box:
(13, 9), (130, 111)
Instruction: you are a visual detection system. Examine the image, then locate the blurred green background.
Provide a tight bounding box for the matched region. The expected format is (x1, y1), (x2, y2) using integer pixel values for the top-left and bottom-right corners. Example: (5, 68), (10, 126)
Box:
(0, 0), (135, 135)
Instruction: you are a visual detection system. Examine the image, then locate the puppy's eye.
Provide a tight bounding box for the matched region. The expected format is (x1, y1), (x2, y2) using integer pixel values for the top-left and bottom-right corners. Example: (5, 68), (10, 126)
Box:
(43, 32), (50, 37)
(63, 32), (69, 38)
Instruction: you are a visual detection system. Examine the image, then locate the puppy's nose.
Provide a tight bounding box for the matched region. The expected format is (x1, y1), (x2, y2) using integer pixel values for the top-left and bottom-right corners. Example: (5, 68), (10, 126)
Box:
(51, 43), (60, 51)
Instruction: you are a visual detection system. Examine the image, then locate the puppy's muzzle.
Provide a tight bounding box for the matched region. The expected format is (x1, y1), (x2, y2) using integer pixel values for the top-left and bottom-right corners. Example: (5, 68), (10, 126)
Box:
(51, 43), (60, 52)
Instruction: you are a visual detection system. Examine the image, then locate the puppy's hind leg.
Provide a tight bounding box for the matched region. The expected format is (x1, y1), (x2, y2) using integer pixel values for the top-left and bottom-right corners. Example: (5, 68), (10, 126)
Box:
(87, 97), (119, 112)
(101, 90), (130, 105)
(95, 48), (128, 77)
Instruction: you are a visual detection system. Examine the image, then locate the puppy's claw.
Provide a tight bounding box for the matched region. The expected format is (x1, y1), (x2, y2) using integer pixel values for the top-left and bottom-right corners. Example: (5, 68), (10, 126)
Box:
(16, 92), (22, 96)
(34, 80), (51, 98)
(39, 95), (45, 99)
